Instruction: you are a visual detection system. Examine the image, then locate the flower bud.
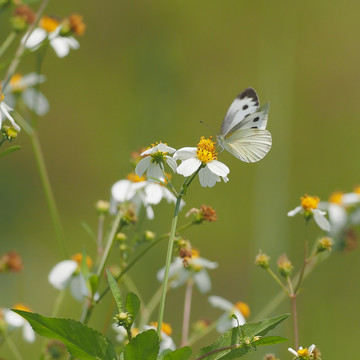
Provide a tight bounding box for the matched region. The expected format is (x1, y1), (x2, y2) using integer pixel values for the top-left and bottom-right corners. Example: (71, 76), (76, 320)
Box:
(95, 200), (110, 215)
(144, 230), (155, 241)
(44, 340), (67, 360)
(255, 251), (270, 269)
(277, 254), (293, 278)
(10, 5), (36, 33)
(317, 237), (333, 253)
(116, 232), (127, 242)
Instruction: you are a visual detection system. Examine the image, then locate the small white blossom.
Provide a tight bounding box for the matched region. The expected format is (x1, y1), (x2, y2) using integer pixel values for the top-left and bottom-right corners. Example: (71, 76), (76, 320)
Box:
(288, 344), (315, 359)
(208, 295), (247, 333)
(157, 253), (218, 293)
(5, 73), (49, 116)
(3, 307), (36, 343)
(135, 143), (177, 182)
(0, 89), (20, 131)
(288, 194), (330, 231)
(174, 137), (229, 188)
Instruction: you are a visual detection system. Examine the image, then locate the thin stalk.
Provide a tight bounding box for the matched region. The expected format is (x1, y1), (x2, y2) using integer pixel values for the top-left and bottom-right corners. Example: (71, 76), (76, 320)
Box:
(30, 131), (68, 257)
(4, 334), (25, 360)
(266, 267), (289, 295)
(287, 277), (299, 349)
(181, 279), (194, 346)
(294, 222), (309, 294)
(0, 31), (16, 59)
(96, 214), (105, 257)
(156, 193), (183, 337)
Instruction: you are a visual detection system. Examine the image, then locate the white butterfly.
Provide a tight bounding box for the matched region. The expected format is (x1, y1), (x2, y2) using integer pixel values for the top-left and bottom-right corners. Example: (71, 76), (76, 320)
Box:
(217, 88), (272, 163)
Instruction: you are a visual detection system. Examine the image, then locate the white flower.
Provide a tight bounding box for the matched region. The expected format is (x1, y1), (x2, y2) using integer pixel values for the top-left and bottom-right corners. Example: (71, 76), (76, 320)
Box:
(48, 258), (91, 302)
(23, 16), (79, 58)
(0, 87), (20, 132)
(157, 252), (218, 293)
(287, 194), (330, 231)
(3, 306), (36, 343)
(5, 73), (49, 116)
(111, 174), (182, 219)
(174, 137), (229, 188)
(208, 295), (248, 333)
(288, 344), (315, 359)
(135, 142), (177, 182)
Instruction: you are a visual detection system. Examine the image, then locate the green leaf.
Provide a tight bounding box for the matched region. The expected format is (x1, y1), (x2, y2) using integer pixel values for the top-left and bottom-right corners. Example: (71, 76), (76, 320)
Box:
(162, 347), (192, 360)
(0, 145), (21, 158)
(125, 292), (140, 320)
(12, 310), (117, 360)
(197, 314), (289, 360)
(124, 329), (159, 360)
(106, 269), (123, 313)
(251, 336), (288, 346)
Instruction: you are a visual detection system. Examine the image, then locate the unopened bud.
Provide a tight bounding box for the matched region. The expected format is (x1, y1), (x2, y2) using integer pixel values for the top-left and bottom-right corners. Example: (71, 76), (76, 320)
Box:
(277, 254), (293, 278)
(255, 251), (270, 269)
(317, 237), (333, 253)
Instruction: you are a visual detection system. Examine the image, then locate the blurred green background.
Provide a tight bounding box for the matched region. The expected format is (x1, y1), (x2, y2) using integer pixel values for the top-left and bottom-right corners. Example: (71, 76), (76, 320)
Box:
(1, 0), (360, 358)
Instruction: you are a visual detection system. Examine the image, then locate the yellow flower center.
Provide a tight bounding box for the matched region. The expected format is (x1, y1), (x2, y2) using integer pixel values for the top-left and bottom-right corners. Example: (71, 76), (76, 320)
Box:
(234, 302), (250, 319)
(150, 322), (172, 336)
(196, 136), (217, 163)
(13, 303), (32, 312)
(9, 74), (24, 92)
(0, 85), (4, 102)
(297, 348), (309, 357)
(126, 172), (146, 182)
(353, 186), (360, 195)
(191, 249), (200, 258)
(329, 191), (344, 204)
(40, 16), (60, 33)
(300, 194), (320, 211)
(71, 253), (93, 269)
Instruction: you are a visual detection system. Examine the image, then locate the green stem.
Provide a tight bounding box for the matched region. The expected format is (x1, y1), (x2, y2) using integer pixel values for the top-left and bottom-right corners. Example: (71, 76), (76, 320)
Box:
(0, 31), (16, 59)
(287, 277), (299, 349)
(181, 279), (194, 346)
(4, 334), (25, 360)
(156, 193), (183, 337)
(30, 131), (68, 257)
(266, 268), (289, 295)
(294, 222), (309, 294)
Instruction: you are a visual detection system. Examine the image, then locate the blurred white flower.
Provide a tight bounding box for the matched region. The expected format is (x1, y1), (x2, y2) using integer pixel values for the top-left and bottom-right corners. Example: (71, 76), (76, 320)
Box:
(135, 142), (177, 182)
(288, 194), (330, 231)
(0, 86), (20, 131)
(157, 250), (218, 293)
(111, 173), (182, 219)
(48, 254), (93, 302)
(208, 295), (249, 333)
(23, 16), (79, 58)
(146, 323), (176, 353)
(5, 73), (49, 116)
(3, 305), (35, 343)
(174, 137), (229, 188)
(288, 344), (315, 359)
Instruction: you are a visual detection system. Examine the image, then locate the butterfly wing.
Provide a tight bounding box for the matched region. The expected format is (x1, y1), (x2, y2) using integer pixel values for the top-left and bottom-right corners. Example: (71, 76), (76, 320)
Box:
(223, 128), (272, 163)
(228, 102), (269, 131)
(220, 88), (259, 136)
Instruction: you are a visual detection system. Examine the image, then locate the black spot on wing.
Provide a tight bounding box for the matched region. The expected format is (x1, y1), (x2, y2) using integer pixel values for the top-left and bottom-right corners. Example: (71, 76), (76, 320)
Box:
(237, 88), (259, 106)
(251, 126), (258, 129)
(242, 105), (249, 110)
(253, 117), (260, 122)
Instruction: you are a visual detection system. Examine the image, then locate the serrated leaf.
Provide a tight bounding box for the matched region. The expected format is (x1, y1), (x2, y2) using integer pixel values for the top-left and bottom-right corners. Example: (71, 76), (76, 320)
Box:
(124, 329), (159, 360)
(125, 292), (140, 320)
(0, 145), (21, 158)
(13, 310), (117, 360)
(107, 269), (123, 313)
(197, 314), (289, 360)
(162, 346), (192, 360)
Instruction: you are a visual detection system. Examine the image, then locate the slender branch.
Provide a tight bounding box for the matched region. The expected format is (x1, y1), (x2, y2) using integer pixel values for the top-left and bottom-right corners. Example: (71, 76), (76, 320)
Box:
(287, 277), (299, 349)
(181, 279), (193, 346)
(96, 214), (105, 257)
(0, 31), (16, 59)
(4, 334), (25, 360)
(266, 268), (289, 295)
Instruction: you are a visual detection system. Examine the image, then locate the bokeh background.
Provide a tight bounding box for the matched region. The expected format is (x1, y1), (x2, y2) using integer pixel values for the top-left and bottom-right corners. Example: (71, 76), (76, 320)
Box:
(1, 0), (360, 358)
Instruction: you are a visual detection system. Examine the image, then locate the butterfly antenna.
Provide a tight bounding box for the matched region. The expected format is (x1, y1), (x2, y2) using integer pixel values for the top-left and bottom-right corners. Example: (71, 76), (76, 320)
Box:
(199, 120), (215, 132)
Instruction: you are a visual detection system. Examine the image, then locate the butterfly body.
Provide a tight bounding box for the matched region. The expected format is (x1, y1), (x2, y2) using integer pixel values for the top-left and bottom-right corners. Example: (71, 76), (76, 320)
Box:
(217, 88), (272, 163)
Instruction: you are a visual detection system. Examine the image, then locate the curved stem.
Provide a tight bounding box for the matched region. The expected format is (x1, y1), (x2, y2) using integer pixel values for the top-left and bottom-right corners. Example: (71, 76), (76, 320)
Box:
(181, 279), (193, 346)
(4, 334), (24, 360)
(266, 267), (289, 295)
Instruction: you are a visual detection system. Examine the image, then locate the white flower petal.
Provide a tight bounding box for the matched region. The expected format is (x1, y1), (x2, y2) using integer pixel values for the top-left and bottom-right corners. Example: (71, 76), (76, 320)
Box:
(199, 167), (219, 188)
(22, 88), (50, 116)
(288, 347), (299, 356)
(176, 157), (201, 177)
(342, 192), (360, 206)
(208, 295), (234, 311)
(313, 209), (331, 231)
(194, 270), (212, 293)
(21, 73), (46, 88)
(0, 103), (20, 131)
(70, 274), (89, 302)
(287, 206), (302, 217)
(173, 147), (197, 161)
(23, 28), (47, 49)
(215, 312), (233, 333)
(147, 162), (164, 181)
(23, 322), (36, 343)
(145, 204), (154, 219)
(135, 157), (151, 177)
(4, 309), (25, 327)
(144, 183), (163, 204)
(166, 156), (177, 172)
(48, 260), (77, 290)
(50, 37), (75, 58)
(206, 160), (230, 177)
(156, 143), (176, 154)
(328, 203), (347, 232)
